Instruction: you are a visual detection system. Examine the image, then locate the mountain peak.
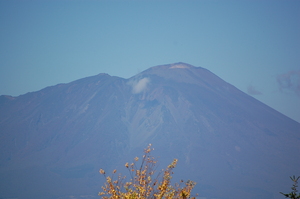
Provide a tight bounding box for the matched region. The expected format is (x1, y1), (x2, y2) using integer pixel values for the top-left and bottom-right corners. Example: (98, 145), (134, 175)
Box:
(132, 62), (224, 88)
(168, 62), (195, 69)
(97, 73), (110, 76)
(149, 62), (195, 70)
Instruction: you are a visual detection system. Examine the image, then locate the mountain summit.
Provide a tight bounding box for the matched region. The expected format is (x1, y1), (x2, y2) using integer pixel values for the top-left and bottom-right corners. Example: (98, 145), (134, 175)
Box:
(0, 63), (299, 199)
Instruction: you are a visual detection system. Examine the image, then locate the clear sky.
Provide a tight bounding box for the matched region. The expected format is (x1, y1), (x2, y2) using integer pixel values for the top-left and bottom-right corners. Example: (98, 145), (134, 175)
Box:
(0, 0), (299, 122)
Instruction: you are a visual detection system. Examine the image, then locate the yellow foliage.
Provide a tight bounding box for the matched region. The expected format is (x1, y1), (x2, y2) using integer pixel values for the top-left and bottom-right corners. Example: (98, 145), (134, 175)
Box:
(99, 144), (197, 199)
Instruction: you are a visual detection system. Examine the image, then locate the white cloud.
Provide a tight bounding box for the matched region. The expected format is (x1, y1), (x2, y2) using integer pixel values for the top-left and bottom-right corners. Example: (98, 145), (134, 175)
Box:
(131, 77), (150, 94)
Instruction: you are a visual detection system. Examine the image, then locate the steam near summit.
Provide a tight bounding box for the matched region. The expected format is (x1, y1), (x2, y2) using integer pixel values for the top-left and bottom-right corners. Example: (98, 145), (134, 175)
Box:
(130, 77), (150, 94)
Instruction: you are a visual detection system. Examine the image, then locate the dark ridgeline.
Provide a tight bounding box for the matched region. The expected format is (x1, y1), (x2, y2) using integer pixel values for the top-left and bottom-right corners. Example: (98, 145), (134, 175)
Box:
(0, 63), (299, 199)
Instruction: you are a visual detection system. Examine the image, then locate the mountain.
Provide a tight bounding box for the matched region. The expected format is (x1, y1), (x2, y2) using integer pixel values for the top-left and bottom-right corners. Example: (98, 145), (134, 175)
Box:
(0, 62), (299, 199)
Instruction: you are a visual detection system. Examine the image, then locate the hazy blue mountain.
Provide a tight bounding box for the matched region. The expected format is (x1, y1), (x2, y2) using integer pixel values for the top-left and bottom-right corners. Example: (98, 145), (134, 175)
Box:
(0, 63), (299, 199)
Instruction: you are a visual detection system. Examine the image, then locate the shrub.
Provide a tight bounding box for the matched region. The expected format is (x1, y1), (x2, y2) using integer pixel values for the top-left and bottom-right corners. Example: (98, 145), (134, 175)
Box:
(98, 144), (197, 199)
(280, 175), (300, 199)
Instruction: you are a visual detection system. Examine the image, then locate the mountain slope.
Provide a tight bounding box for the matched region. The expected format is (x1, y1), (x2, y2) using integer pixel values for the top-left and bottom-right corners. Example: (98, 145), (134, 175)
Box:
(0, 63), (299, 199)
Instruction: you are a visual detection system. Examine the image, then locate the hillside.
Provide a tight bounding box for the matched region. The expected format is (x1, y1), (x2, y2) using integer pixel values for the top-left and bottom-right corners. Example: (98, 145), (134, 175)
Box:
(0, 63), (299, 199)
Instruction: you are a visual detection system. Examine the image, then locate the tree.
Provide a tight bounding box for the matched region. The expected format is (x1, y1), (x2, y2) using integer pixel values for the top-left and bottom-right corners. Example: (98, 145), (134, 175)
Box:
(280, 176), (300, 199)
(98, 144), (197, 199)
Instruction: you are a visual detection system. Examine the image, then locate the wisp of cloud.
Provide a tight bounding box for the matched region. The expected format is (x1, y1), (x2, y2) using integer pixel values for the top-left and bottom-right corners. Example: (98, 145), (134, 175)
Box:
(131, 78), (150, 94)
(277, 70), (300, 97)
(247, 85), (262, 96)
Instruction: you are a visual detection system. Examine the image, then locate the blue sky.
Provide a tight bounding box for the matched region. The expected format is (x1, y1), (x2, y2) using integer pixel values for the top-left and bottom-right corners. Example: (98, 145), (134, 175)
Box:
(0, 0), (299, 122)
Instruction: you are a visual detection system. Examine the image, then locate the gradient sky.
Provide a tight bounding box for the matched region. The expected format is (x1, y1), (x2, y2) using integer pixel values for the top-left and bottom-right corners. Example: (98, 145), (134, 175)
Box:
(0, 0), (299, 122)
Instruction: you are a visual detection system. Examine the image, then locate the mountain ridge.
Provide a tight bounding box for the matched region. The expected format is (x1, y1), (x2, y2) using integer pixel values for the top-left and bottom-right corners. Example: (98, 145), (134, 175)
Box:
(0, 63), (299, 199)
